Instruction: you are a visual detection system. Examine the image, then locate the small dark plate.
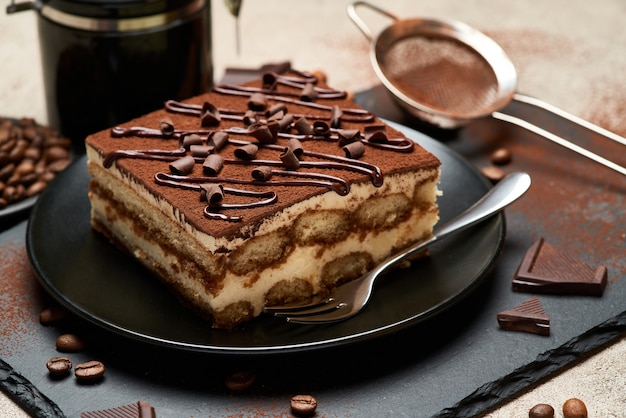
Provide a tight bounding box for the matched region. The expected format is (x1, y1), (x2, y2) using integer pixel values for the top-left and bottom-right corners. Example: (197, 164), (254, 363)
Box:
(26, 122), (504, 355)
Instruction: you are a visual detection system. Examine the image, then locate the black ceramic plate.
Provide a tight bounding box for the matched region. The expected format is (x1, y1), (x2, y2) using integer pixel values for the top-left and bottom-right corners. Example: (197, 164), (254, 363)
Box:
(26, 122), (504, 355)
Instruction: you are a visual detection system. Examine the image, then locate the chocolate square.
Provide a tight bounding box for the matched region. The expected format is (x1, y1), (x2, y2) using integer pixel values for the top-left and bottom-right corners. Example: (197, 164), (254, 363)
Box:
(512, 238), (607, 296)
(497, 296), (550, 336)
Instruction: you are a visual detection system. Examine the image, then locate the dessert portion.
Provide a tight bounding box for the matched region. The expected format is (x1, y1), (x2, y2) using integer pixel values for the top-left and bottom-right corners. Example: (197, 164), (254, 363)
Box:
(512, 238), (607, 296)
(86, 68), (441, 328)
(497, 296), (550, 336)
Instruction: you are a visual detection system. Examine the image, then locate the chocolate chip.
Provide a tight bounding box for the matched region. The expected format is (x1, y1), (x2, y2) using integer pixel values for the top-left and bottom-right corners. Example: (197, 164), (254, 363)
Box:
(159, 117), (175, 135)
(209, 131), (229, 151)
(562, 398), (587, 418)
(290, 394), (317, 416)
(74, 360), (106, 383)
(56, 333), (86, 352)
(46, 356), (72, 378)
(480, 165), (506, 183)
(490, 147), (512, 165)
(224, 371), (256, 392)
(529, 403), (554, 418)
(286, 138), (304, 158)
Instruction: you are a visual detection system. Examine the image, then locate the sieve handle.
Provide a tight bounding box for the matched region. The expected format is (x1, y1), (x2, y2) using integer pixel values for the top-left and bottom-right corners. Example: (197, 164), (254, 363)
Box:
(347, 1), (399, 41)
(492, 111), (626, 177)
(513, 93), (626, 147)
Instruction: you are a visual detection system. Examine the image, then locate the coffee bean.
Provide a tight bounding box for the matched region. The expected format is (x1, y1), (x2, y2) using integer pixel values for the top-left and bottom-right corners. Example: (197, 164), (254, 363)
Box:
(39, 306), (67, 325)
(74, 360), (105, 383)
(529, 403), (554, 418)
(224, 371), (256, 392)
(46, 356), (72, 378)
(562, 398), (587, 418)
(56, 333), (86, 352)
(290, 394), (317, 416)
(480, 165), (507, 183)
(490, 148), (512, 165)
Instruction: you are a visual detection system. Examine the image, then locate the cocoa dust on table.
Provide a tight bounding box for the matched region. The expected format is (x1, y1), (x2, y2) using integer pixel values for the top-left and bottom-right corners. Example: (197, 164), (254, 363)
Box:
(0, 243), (41, 357)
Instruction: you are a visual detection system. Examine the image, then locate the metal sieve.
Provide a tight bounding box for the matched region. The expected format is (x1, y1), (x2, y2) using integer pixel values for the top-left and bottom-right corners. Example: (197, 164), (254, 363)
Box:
(348, 2), (626, 176)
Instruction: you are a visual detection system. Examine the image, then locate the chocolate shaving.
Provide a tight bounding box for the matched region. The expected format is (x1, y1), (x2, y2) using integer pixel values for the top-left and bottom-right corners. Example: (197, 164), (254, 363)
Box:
(243, 110), (257, 126)
(248, 92), (268, 111)
(169, 155), (195, 175)
(313, 121), (331, 137)
(252, 166), (273, 181)
(181, 133), (203, 149)
(248, 122), (275, 144)
(266, 103), (287, 118)
(262, 72), (278, 89)
(286, 138), (304, 158)
(497, 296), (550, 336)
(234, 144), (259, 160)
(202, 154), (224, 176)
(330, 105), (343, 128)
(364, 124), (389, 143)
(278, 114), (294, 131)
(190, 145), (213, 157)
(300, 82), (318, 102)
(209, 131), (229, 151)
(280, 147), (300, 170)
(294, 117), (313, 135)
(200, 183), (224, 204)
(337, 129), (360, 147)
(512, 238), (608, 296)
(343, 141), (365, 159)
(201, 101), (221, 127)
(159, 117), (175, 135)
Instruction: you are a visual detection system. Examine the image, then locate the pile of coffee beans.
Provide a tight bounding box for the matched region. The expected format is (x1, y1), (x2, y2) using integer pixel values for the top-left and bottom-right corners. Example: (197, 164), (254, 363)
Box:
(0, 117), (72, 210)
(40, 306), (106, 384)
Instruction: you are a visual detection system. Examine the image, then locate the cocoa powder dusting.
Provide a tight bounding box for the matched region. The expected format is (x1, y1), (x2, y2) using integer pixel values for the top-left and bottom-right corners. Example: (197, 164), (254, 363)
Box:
(0, 243), (40, 356)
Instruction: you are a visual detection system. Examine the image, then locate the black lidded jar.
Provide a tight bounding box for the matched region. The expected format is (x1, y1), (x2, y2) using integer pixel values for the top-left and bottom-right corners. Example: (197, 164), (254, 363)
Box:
(10, 0), (213, 153)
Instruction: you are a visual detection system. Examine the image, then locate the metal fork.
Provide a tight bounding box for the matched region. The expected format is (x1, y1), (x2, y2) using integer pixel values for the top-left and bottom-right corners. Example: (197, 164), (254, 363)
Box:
(264, 171), (531, 324)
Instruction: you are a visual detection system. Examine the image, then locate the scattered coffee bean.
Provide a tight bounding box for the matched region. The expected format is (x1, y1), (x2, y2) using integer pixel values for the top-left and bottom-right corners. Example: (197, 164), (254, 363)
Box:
(46, 356), (72, 378)
(39, 306), (67, 325)
(529, 403), (554, 418)
(490, 148), (512, 165)
(0, 117), (71, 209)
(562, 398), (587, 418)
(56, 333), (86, 352)
(290, 394), (317, 417)
(224, 371), (256, 392)
(480, 165), (506, 183)
(74, 360), (106, 383)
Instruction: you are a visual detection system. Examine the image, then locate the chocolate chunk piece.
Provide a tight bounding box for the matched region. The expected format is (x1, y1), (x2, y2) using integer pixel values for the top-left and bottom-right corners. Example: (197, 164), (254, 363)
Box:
(512, 238), (607, 296)
(81, 400), (156, 418)
(497, 296), (550, 336)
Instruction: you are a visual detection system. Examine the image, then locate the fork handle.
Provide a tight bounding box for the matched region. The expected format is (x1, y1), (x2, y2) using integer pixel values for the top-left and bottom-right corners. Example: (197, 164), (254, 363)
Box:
(373, 172), (531, 275)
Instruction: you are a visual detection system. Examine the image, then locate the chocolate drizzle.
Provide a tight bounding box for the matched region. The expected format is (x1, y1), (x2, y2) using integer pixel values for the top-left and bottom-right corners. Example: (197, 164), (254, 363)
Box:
(103, 71), (421, 223)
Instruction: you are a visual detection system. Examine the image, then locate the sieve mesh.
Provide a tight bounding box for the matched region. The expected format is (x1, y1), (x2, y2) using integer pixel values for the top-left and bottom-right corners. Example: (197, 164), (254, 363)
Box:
(380, 36), (499, 116)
